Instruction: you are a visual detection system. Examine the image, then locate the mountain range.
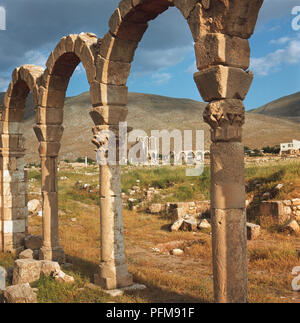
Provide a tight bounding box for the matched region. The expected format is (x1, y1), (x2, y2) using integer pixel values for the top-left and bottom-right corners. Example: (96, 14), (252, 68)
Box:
(0, 91), (300, 162)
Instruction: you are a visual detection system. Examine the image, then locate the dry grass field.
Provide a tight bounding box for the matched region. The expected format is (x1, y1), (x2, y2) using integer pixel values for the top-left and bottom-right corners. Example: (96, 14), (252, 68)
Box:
(1, 159), (300, 303)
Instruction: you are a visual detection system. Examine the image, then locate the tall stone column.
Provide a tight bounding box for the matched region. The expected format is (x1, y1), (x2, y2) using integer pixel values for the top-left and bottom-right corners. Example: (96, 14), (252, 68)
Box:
(90, 106), (133, 290)
(204, 100), (247, 303)
(193, 33), (253, 303)
(34, 126), (65, 263)
(0, 118), (27, 254)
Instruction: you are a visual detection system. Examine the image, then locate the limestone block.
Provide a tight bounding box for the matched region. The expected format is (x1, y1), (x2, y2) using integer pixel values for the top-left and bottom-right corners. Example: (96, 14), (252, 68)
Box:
(1, 107), (25, 123)
(174, 0), (197, 18)
(259, 201), (291, 227)
(24, 235), (43, 250)
(2, 232), (25, 251)
(90, 81), (128, 106)
(38, 86), (66, 109)
(96, 55), (131, 86)
(0, 121), (24, 134)
(2, 169), (24, 182)
(109, 9), (148, 42)
(89, 106), (128, 126)
(118, 0), (133, 18)
(38, 142), (61, 157)
(36, 107), (64, 125)
(40, 260), (60, 276)
(12, 259), (41, 285)
(0, 194), (26, 208)
(19, 249), (34, 260)
(0, 134), (25, 150)
(2, 207), (27, 221)
(4, 283), (37, 303)
(194, 65), (253, 102)
(210, 142), (245, 209)
(280, 220), (300, 235)
(95, 262), (133, 290)
(65, 34), (77, 53)
(0, 220), (26, 233)
(100, 32), (138, 63)
(33, 125), (64, 143)
(246, 223), (260, 240)
(27, 199), (41, 213)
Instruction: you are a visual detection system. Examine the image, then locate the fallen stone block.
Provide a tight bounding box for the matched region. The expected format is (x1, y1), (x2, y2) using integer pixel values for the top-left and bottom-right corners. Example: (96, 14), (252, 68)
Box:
(4, 283), (37, 303)
(54, 270), (74, 284)
(198, 219), (211, 230)
(170, 218), (184, 232)
(246, 223), (261, 240)
(280, 220), (300, 235)
(12, 259), (41, 285)
(181, 218), (198, 232)
(40, 260), (60, 276)
(170, 249), (184, 256)
(19, 249), (33, 260)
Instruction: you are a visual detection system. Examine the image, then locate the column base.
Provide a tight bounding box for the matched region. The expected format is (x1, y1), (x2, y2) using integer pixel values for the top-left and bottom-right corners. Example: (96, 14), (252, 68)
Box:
(39, 246), (65, 264)
(94, 263), (133, 290)
(94, 273), (133, 290)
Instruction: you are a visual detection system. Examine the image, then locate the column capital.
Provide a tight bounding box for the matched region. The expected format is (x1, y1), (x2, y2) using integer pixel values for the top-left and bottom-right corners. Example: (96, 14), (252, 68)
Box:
(203, 99), (245, 142)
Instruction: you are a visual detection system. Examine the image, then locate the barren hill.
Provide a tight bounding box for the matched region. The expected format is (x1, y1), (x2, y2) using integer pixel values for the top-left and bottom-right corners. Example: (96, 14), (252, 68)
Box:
(250, 92), (300, 123)
(1, 91), (300, 162)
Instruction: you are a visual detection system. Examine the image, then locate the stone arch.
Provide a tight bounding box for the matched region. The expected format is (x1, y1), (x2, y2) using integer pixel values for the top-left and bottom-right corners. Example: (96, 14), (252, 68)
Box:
(32, 33), (99, 263)
(0, 64), (44, 253)
(91, 0), (264, 301)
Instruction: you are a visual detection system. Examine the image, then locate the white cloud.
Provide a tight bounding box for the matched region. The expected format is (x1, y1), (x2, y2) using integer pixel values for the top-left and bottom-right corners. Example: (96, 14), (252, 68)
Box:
(151, 72), (171, 85)
(251, 36), (300, 76)
(132, 44), (193, 78)
(270, 37), (292, 45)
(24, 50), (47, 67)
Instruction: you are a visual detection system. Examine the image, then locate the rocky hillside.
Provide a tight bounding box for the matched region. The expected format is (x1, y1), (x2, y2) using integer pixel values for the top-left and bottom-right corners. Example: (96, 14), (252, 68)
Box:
(1, 91), (300, 162)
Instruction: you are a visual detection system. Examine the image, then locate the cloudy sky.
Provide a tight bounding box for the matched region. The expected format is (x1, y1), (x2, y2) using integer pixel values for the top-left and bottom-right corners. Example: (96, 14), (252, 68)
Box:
(0, 0), (300, 109)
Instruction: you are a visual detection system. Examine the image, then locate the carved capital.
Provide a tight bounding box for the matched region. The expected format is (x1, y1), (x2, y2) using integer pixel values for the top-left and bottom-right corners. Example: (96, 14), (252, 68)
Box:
(203, 99), (245, 142)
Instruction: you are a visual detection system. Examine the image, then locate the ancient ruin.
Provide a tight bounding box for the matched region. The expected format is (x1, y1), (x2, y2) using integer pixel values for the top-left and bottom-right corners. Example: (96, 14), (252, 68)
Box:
(0, 0), (264, 303)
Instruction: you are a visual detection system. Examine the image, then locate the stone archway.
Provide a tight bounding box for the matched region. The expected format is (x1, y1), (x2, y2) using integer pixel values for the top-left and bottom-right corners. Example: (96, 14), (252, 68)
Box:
(0, 0), (265, 304)
(32, 33), (99, 263)
(0, 64), (44, 253)
(91, 0), (264, 302)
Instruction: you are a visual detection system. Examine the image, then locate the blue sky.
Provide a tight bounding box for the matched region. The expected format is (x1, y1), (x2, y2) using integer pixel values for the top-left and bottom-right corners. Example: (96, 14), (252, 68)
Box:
(1, 0), (300, 110)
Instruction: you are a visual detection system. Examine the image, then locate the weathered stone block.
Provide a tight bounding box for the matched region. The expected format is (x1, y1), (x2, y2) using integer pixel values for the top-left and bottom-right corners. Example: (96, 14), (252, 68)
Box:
(174, 0), (197, 18)
(194, 65), (253, 102)
(259, 201), (291, 227)
(246, 223), (260, 240)
(33, 125), (64, 142)
(36, 107), (64, 125)
(90, 81), (128, 106)
(4, 283), (37, 303)
(100, 32), (138, 63)
(96, 56), (131, 86)
(89, 105), (128, 125)
(38, 142), (61, 157)
(12, 259), (41, 285)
